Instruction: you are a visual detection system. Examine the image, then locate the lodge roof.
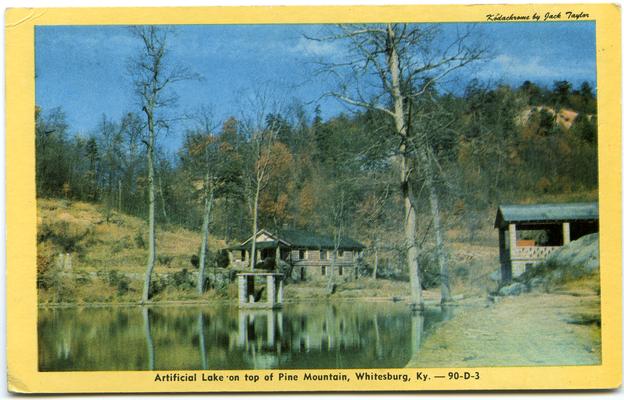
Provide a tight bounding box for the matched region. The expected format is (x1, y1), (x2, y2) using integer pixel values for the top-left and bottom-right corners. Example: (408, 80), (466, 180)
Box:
(494, 202), (598, 228)
(228, 228), (365, 251)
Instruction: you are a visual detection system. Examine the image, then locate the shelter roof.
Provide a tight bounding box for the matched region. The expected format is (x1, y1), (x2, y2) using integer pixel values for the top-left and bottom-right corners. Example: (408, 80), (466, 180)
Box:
(494, 202), (598, 228)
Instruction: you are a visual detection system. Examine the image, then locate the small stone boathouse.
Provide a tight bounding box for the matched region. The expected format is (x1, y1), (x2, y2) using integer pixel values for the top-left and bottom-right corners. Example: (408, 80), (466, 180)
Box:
(237, 272), (284, 309)
(495, 202), (598, 282)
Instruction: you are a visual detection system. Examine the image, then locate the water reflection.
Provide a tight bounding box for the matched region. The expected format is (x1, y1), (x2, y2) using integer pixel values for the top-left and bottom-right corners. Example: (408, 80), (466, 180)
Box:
(39, 302), (449, 371)
(143, 306), (155, 371)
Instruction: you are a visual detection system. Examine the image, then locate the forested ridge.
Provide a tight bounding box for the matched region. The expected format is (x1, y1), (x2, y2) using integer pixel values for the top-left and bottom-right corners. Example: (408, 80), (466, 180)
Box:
(37, 79), (597, 252)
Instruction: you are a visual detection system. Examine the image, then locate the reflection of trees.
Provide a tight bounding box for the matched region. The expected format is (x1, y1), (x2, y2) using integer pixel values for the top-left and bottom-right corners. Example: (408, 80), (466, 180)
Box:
(373, 314), (383, 360)
(411, 310), (424, 357)
(198, 313), (207, 369)
(142, 306), (155, 370)
(39, 303), (433, 371)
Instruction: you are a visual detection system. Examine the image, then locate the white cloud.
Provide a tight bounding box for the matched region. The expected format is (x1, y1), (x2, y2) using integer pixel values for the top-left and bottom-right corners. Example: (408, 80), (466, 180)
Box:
(291, 37), (340, 57)
(478, 53), (593, 83)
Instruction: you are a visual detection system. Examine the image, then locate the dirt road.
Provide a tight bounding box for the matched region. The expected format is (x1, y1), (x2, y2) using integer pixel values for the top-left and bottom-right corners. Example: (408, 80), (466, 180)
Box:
(408, 292), (601, 367)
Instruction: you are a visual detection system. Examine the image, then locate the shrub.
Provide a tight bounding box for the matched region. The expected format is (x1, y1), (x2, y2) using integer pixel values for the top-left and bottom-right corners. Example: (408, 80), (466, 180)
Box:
(112, 236), (132, 252)
(134, 231), (146, 249)
(149, 274), (168, 297)
(116, 278), (130, 296)
(216, 250), (230, 268)
(44, 213), (93, 253)
(418, 249), (440, 289)
(98, 269), (131, 297)
(44, 265), (75, 303)
(190, 254), (199, 268)
(73, 270), (92, 285)
(37, 244), (56, 289)
(157, 254), (173, 267)
(170, 268), (195, 291)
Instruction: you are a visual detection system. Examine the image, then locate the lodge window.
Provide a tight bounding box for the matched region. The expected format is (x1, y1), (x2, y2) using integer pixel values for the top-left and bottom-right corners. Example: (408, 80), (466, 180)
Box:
(321, 266), (326, 275)
(339, 266), (343, 276)
(338, 250), (344, 258)
(241, 251), (246, 261)
(299, 249), (307, 260)
(320, 250), (327, 260)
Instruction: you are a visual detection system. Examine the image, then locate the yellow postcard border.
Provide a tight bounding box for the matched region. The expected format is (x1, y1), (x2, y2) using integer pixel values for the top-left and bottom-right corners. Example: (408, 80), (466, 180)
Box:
(5, 3), (622, 393)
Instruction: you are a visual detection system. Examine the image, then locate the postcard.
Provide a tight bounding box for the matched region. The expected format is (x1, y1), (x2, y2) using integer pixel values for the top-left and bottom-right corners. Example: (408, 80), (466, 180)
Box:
(5, 3), (621, 393)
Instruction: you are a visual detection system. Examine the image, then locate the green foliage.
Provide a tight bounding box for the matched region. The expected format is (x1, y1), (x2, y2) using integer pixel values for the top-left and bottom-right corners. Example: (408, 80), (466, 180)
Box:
(157, 254), (174, 267)
(170, 268), (195, 290)
(38, 257), (76, 303)
(215, 250), (230, 268)
(73, 270), (92, 285)
(418, 249), (441, 289)
(134, 231), (146, 249)
(570, 114), (597, 144)
(98, 269), (131, 296)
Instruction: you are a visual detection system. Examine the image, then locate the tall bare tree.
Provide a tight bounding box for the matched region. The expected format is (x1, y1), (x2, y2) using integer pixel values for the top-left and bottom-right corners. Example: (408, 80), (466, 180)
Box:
(311, 23), (482, 307)
(180, 107), (222, 295)
(128, 26), (197, 302)
(240, 91), (284, 270)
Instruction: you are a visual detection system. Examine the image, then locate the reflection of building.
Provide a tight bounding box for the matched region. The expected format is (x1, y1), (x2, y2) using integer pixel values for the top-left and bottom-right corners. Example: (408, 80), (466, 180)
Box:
(237, 272), (284, 309)
(226, 229), (365, 282)
(495, 202), (598, 282)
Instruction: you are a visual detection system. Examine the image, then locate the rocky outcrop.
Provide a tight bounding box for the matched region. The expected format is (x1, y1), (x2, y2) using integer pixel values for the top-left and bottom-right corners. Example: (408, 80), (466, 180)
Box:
(498, 233), (599, 296)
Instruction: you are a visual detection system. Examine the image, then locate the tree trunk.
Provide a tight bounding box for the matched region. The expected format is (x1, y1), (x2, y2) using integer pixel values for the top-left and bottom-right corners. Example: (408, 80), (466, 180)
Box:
(326, 249), (336, 294)
(415, 133), (451, 303)
(373, 244), (378, 280)
(142, 110), (156, 303)
(118, 179), (122, 212)
(249, 184), (261, 271)
(158, 173), (169, 224)
(387, 24), (423, 310)
(428, 178), (451, 303)
(197, 181), (214, 295)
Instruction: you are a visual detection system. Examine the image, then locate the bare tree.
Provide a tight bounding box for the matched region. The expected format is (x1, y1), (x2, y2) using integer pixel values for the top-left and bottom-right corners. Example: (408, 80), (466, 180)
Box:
(240, 90), (284, 270)
(181, 107), (221, 295)
(128, 26), (197, 302)
(310, 23), (482, 307)
(326, 188), (346, 294)
(408, 94), (457, 302)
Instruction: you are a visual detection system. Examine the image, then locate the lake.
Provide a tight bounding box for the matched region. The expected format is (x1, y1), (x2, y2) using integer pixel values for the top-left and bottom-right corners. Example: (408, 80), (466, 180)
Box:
(38, 302), (452, 371)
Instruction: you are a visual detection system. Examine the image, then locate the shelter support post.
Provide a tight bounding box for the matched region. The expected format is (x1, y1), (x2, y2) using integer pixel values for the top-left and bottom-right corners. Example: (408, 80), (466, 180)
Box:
(238, 275), (247, 306)
(563, 222), (571, 244)
(266, 275), (275, 307)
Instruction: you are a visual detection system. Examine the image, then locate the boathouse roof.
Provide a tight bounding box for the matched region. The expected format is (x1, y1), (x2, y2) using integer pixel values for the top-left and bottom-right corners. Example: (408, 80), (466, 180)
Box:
(495, 202), (598, 228)
(229, 228), (365, 251)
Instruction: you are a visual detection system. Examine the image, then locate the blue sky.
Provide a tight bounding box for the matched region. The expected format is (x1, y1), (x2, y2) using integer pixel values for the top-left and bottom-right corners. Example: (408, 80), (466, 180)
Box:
(35, 22), (596, 149)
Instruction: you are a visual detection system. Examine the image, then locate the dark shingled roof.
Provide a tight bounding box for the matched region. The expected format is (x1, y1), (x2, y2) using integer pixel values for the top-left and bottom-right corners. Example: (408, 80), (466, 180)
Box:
(277, 229), (365, 250)
(227, 241), (278, 251)
(228, 229), (365, 251)
(495, 202), (598, 228)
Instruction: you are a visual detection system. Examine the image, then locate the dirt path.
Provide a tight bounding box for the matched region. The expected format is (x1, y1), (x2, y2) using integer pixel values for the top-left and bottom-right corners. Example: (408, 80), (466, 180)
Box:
(408, 292), (601, 367)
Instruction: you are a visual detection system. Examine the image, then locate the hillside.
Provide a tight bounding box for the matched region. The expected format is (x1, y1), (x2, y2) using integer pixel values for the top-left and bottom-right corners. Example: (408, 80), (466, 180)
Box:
(37, 198), (225, 304)
(37, 198), (504, 305)
(517, 106), (582, 130)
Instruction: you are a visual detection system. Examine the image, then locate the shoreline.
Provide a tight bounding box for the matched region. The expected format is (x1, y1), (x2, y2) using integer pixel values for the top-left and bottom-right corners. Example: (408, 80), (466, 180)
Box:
(36, 290), (467, 308)
(407, 291), (601, 367)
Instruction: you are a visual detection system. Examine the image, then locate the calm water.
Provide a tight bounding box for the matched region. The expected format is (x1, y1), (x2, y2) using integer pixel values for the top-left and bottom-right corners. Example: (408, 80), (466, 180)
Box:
(38, 302), (452, 371)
